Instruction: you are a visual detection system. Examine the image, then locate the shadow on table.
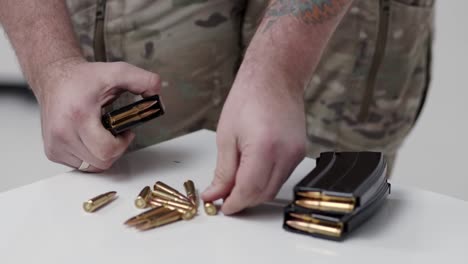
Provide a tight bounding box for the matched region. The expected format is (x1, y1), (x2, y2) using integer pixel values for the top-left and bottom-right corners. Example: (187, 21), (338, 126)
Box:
(101, 145), (196, 182)
(230, 199), (291, 221)
(232, 194), (408, 243)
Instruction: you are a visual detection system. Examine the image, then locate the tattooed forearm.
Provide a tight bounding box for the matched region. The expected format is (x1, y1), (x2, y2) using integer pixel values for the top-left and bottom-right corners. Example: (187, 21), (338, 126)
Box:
(262, 0), (350, 32)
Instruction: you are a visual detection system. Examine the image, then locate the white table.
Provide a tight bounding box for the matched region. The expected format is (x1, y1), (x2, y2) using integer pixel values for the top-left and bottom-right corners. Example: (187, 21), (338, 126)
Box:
(1, 130), (467, 263)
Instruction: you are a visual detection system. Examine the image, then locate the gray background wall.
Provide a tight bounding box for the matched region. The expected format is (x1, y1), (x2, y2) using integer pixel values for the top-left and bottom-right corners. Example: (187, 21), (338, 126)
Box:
(0, 1), (467, 200)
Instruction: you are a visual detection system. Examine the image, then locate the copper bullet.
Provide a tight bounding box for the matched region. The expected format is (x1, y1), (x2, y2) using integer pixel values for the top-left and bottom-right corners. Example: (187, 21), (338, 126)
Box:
(296, 191), (322, 199)
(135, 186), (153, 209)
(136, 210), (182, 231)
(154, 181), (190, 203)
(151, 197), (195, 213)
(102, 95), (165, 136)
(183, 180), (198, 206)
(124, 206), (172, 226)
(109, 101), (159, 127)
(113, 109), (160, 127)
(295, 199), (354, 213)
(296, 192), (356, 203)
(83, 191), (117, 213)
(286, 220), (342, 238)
(152, 189), (192, 206)
(289, 213), (317, 222)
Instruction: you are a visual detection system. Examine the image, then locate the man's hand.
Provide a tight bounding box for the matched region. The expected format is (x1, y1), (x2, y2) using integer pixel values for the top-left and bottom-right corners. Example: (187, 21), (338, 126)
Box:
(202, 63), (307, 214)
(0, 0), (161, 171)
(36, 58), (161, 172)
(201, 0), (353, 214)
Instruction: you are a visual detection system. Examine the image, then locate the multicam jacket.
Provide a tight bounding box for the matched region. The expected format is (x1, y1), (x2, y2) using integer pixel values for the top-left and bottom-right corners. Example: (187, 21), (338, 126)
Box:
(66, 0), (435, 170)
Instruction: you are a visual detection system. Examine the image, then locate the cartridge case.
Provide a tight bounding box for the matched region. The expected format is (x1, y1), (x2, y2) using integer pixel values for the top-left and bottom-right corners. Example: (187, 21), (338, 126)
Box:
(204, 202), (217, 216)
(153, 181), (190, 203)
(296, 192), (356, 204)
(83, 191), (117, 212)
(137, 210), (182, 231)
(152, 189), (192, 206)
(125, 206), (172, 226)
(151, 197), (195, 213)
(183, 180), (198, 206)
(295, 199), (354, 213)
(149, 199), (195, 220)
(135, 186), (153, 209)
(286, 220), (343, 238)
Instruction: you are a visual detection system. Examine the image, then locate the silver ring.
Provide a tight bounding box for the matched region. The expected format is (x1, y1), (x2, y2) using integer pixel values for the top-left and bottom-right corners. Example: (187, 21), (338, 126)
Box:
(78, 161), (90, 171)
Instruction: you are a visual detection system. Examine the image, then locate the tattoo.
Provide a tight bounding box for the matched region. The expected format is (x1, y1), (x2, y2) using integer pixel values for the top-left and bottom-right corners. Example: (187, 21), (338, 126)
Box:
(262, 0), (349, 32)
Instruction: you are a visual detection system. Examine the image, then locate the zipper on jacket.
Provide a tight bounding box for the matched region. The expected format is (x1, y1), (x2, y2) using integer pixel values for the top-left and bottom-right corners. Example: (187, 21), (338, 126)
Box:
(94, 0), (107, 62)
(358, 0), (391, 122)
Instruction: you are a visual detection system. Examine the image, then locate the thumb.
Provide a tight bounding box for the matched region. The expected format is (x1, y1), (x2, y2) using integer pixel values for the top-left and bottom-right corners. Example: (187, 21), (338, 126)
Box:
(103, 62), (161, 97)
(202, 138), (238, 202)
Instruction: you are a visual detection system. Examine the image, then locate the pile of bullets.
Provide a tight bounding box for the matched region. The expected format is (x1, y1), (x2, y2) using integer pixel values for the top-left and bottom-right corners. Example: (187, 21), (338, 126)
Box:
(83, 180), (218, 231)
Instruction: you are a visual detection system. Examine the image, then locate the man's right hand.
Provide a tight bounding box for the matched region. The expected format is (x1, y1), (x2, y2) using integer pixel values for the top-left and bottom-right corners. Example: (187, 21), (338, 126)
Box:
(35, 58), (161, 172)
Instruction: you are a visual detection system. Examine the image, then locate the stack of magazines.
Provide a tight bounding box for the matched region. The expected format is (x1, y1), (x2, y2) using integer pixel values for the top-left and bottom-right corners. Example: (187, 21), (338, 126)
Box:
(283, 152), (391, 241)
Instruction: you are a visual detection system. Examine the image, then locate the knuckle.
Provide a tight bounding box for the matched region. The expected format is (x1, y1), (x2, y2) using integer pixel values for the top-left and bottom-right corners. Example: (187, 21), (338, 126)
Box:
(49, 124), (68, 142)
(255, 137), (278, 155)
(288, 141), (307, 160)
(213, 167), (232, 185)
(254, 128), (281, 146)
(106, 62), (128, 81)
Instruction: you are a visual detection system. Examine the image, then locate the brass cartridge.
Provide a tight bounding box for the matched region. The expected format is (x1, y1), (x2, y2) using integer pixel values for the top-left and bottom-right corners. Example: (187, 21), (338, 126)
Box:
(183, 180), (198, 206)
(136, 210), (182, 231)
(149, 199), (195, 220)
(295, 191), (356, 213)
(152, 189), (192, 206)
(204, 202), (217, 216)
(83, 191), (117, 213)
(286, 220), (343, 238)
(151, 197), (195, 213)
(153, 181), (190, 203)
(124, 206), (172, 226)
(102, 95), (165, 136)
(295, 199), (354, 213)
(135, 186), (153, 209)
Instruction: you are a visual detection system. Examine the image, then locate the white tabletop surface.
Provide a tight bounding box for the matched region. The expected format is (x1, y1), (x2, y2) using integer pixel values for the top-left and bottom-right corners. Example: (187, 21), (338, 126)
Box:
(0, 130), (467, 263)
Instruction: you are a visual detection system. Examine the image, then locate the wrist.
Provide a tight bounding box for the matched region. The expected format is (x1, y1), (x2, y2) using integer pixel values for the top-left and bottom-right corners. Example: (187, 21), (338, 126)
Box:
(237, 55), (305, 102)
(31, 55), (86, 104)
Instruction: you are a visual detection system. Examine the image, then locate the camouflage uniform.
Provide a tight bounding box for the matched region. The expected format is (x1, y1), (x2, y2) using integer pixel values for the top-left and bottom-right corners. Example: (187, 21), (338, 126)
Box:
(66, 0), (435, 172)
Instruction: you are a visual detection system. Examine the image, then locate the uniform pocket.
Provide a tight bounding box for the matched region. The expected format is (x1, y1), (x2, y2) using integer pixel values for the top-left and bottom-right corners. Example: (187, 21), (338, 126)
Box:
(347, 0), (434, 150)
(392, 0), (434, 7)
(66, 0), (98, 61)
(93, 0), (107, 62)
